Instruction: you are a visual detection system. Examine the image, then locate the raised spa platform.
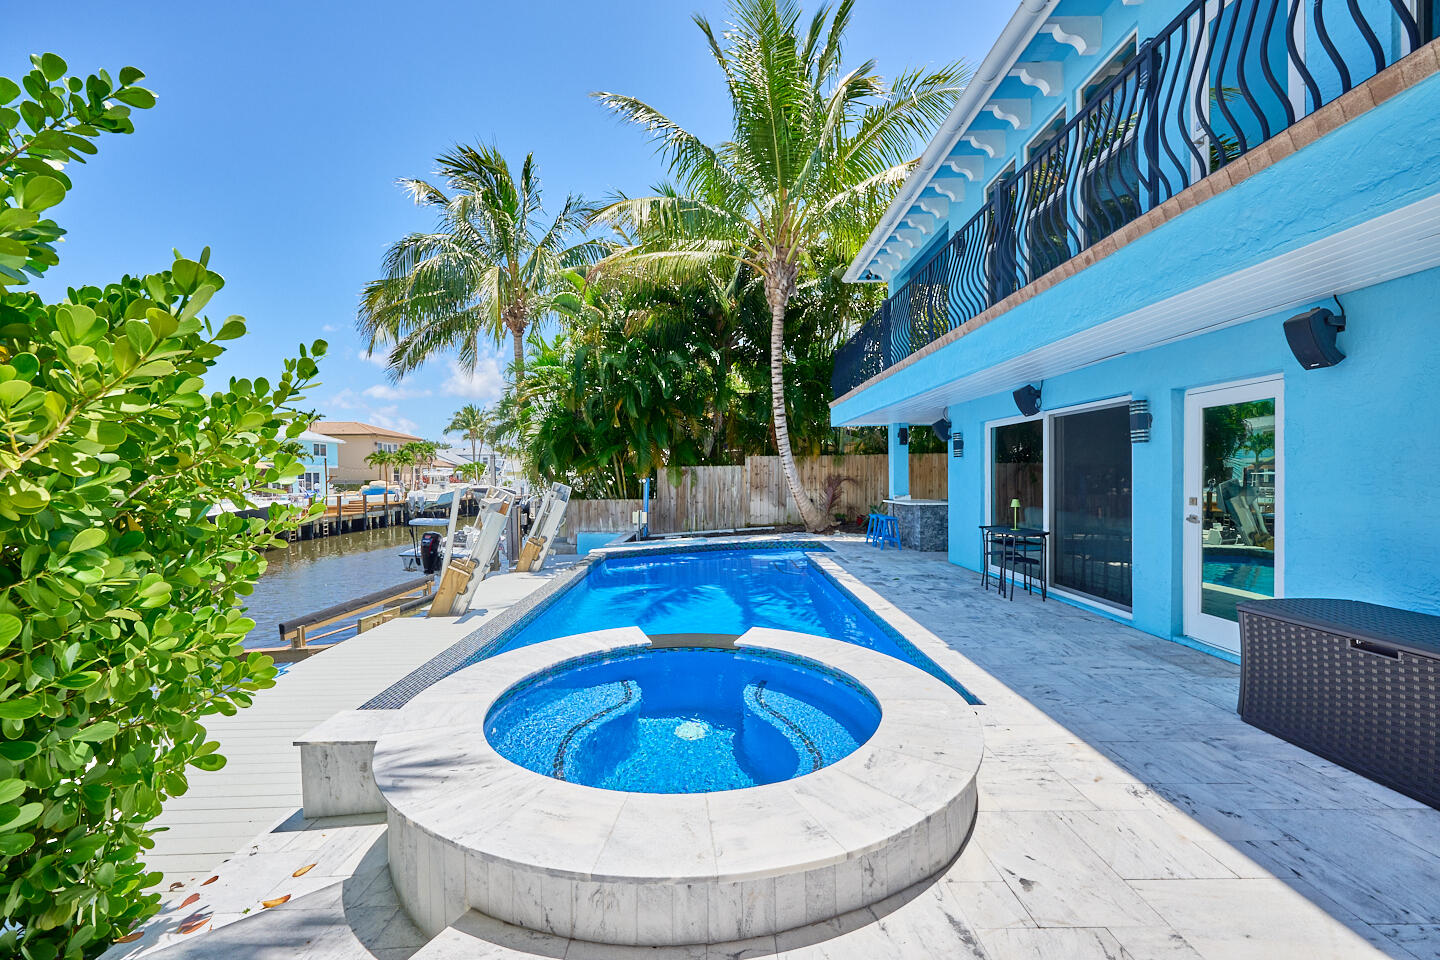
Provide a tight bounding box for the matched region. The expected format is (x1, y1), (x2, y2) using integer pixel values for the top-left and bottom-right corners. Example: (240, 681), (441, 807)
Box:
(299, 626), (981, 946)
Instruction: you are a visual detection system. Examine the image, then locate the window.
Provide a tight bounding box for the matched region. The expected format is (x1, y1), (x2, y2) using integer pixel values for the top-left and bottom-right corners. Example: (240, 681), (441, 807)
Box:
(991, 420), (1043, 527)
(1077, 38), (1143, 244)
(985, 162), (1019, 302)
(1023, 111), (1071, 279)
(312, 442), (327, 456)
(1079, 38), (1137, 108)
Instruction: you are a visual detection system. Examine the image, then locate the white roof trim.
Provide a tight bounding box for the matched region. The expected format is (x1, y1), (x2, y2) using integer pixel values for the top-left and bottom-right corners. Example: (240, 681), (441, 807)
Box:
(297, 429), (345, 445)
(843, 0), (1063, 284)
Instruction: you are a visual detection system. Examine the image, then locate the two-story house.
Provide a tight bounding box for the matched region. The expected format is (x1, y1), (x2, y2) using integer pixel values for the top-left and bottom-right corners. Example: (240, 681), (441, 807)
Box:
(312, 420), (423, 485)
(292, 428), (343, 498)
(833, 0), (1440, 657)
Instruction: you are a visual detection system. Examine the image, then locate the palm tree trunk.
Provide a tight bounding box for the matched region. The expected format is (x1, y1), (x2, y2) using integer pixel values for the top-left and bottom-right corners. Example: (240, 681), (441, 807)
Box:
(512, 327), (525, 385)
(766, 280), (827, 533)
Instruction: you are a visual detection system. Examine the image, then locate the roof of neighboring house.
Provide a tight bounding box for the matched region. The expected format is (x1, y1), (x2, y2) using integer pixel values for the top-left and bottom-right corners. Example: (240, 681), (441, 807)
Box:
(297, 428), (345, 445)
(311, 420), (423, 442)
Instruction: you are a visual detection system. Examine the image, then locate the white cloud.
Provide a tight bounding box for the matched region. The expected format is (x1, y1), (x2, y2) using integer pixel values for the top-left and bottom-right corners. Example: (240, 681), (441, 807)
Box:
(357, 346), (391, 367)
(321, 323), (339, 333)
(367, 405), (420, 436)
(442, 357), (504, 400)
(328, 388), (362, 410)
(363, 383), (431, 401)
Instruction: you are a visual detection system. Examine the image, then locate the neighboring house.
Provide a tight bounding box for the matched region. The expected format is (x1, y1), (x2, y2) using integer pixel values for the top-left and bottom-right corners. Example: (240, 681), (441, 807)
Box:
(833, 0), (1440, 656)
(292, 428), (344, 498)
(311, 421), (423, 485)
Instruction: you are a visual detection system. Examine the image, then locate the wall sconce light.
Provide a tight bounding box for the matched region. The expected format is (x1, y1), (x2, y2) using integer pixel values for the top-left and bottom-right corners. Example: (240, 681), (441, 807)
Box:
(1129, 398), (1152, 443)
(952, 432), (964, 458)
(897, 426), (909, 445)
(1013, 384), (1042, 417)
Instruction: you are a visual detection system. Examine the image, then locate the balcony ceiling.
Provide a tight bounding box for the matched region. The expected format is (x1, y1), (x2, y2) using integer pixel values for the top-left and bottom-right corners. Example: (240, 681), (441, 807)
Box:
(833, 190), (1440, 426)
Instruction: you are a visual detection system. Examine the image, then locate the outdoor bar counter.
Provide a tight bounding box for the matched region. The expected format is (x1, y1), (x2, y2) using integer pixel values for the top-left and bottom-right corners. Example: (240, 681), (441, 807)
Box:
(883, 497), (948, 552)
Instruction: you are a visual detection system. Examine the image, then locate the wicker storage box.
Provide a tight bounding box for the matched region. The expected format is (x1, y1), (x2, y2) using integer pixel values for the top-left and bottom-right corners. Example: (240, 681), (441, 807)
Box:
(1237, 598), (1440, 809)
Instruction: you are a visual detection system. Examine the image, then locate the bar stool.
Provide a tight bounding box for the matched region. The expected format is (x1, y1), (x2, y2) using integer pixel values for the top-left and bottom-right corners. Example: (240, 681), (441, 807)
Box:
(873, 514), (901, 550)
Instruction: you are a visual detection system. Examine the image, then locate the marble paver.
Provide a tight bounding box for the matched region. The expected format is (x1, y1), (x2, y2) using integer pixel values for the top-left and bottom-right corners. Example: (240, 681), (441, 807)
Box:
(113, 538), (1440, 959)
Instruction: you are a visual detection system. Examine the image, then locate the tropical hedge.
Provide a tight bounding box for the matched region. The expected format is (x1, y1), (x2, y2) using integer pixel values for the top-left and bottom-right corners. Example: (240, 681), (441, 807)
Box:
(0, 54), (323, 958)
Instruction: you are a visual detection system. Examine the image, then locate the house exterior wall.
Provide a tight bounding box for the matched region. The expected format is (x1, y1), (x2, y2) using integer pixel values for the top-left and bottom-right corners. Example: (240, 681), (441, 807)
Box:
(941, 264), (1440, 637)
(332, 436), (405, 485)
(292, 440), (341, 497)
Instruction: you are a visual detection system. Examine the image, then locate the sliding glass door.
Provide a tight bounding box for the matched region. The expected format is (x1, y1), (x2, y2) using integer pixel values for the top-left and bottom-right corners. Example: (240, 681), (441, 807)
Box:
(991, 420), (1044, 527)
(1052, 405), (1133, 608)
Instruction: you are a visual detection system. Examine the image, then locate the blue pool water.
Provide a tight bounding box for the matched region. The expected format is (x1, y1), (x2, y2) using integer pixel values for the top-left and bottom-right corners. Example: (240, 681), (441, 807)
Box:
(485, 646), (881, 793)
(486, 548), (969, 698)
(1202, 548), (1275, 595)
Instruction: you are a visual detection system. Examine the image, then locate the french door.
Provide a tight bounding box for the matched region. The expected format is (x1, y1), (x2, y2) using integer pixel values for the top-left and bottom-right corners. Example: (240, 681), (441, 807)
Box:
(1182, 377), (1284, 653)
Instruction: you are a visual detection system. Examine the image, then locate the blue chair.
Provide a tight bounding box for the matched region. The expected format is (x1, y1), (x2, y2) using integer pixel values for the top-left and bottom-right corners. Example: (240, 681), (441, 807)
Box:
(872, 514), (901, 550)
(864, 513), (882, 545)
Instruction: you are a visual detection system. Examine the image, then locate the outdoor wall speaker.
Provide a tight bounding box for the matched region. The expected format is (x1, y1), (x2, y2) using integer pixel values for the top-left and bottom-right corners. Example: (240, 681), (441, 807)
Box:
(897, 426), (909, 445)
(1129, 398), (1152, 443)
(931, 417), (952, 442)
(1284, 306), (1346, 369)
(1013, 384), (1042, 417)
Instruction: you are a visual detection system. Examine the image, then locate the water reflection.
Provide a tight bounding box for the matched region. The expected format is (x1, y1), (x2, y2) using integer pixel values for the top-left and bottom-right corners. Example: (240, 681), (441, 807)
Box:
(242, 524), (414, 649)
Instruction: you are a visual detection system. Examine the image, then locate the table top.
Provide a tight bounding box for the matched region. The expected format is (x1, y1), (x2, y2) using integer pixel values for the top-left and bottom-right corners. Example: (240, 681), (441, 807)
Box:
(883, 498), (948, 506)
(980, 524), (1048, 537)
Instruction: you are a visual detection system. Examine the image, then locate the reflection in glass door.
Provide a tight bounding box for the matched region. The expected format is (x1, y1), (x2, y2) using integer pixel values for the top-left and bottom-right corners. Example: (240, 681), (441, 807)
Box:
(1184, 380), (1283, 652)
(991, 420), (1044, 527)
(1052, 405), (1133, 608)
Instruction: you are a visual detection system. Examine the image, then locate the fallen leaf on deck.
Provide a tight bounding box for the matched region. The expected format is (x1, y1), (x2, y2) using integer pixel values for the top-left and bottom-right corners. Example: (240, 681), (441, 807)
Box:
(168, 882), (184, 892)
(115, 932), (143, 943)
(201, 875), (219, 886)
(177, 915), (211, 935)
(180, 893), (199, 908)
(261, 895), (290, 909)
(292, 863), (316, 877)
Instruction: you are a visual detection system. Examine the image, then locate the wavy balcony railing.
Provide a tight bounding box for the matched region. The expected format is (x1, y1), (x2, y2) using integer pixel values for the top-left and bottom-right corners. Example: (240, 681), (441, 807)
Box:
(831, 0), (1435, 400)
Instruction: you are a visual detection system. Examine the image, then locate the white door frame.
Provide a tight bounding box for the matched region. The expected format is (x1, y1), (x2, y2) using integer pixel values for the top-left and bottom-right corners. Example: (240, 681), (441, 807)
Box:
(1182, 375), (1285, 653)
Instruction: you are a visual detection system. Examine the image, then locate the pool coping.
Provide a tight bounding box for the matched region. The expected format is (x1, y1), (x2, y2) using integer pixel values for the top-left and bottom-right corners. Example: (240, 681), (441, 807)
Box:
(361, 536), (978, 710)
(372, 627), (984, 944)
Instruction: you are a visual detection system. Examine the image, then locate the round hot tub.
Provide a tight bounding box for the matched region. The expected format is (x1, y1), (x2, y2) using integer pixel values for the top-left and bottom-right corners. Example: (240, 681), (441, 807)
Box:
(373, 627), (982, 946)
(485, 647), (881, 793)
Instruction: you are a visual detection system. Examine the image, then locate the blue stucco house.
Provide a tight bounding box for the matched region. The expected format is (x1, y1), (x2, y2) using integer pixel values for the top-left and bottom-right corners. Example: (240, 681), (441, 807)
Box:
(833, 0), (1440, 657)
(292, 428), (344, 499)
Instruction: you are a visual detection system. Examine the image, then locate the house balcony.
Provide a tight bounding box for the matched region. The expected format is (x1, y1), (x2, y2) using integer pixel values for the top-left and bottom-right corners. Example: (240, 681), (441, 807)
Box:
(832, 0), (1440, 403)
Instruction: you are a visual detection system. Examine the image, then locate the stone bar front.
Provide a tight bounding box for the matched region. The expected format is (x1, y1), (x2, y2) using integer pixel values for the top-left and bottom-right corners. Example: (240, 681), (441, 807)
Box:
(884, 498), (948, 552)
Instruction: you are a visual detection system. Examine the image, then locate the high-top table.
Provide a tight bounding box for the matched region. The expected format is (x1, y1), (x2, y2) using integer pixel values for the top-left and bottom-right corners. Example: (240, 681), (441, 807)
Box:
(883, 498), (948, 552)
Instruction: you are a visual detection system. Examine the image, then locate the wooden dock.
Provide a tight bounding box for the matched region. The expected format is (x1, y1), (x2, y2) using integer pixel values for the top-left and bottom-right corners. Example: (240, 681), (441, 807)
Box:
(143, 570), (558, 887)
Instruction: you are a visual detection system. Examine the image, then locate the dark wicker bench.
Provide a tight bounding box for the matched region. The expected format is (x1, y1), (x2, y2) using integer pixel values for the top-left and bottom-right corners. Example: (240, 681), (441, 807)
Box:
(1237, 598), (1440, 809)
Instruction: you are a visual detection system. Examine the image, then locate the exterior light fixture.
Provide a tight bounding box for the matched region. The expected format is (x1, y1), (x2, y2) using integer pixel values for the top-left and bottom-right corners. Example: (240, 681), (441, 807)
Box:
(1013, 384), (1042, 417)
(897, 426), (909, 445)
(952, 432), (964, 458)
(1129, 399), (1153, 443)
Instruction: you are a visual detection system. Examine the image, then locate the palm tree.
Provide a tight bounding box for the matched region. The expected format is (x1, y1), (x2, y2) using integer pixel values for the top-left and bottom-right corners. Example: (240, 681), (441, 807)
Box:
(359, 144), (599, 390)
(447, 403), (493, 475)
(591, 0), (967, 530)
(363, 449), (393, 485)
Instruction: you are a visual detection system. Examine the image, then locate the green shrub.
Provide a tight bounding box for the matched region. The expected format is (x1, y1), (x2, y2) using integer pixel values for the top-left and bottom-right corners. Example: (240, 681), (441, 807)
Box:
(0, 54), (324, 958)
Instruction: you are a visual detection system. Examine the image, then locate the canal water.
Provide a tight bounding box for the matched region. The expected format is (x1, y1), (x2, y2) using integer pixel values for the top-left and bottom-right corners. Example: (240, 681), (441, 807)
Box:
(242, 524), (417, 649)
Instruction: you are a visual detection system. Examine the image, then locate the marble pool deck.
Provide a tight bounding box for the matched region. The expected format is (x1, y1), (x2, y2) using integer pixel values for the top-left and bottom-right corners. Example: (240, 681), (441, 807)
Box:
(103, 537), (1440, 960)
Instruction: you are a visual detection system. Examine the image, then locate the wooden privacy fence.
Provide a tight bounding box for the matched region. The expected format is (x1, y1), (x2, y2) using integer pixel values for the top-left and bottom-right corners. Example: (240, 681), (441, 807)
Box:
(562, 454), (946, 536)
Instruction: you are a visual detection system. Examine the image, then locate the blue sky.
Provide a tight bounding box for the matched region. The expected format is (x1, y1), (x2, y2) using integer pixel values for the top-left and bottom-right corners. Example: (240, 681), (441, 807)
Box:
(7, 1), (1010, 442)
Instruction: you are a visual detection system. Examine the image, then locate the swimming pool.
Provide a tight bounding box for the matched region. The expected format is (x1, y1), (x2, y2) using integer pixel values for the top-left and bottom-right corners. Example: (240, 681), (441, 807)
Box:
(485, 646), (881, 793)
(490, 547), (967, 696)
(1202, 547), (1275, 595)
(364, 543), (975, 708)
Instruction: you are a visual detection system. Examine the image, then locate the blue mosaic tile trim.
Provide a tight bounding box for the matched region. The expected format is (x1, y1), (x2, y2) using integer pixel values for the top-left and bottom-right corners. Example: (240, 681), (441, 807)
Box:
(360, 538), (832, 710)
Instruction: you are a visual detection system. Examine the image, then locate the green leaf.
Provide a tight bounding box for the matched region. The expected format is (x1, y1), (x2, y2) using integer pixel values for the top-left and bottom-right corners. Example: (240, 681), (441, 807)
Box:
(69, 527), (108, 552)
(0, 78), (19, 104)
(118, 66), (146, 85)
(38, 52), (67, 81)
(0, 614), (19, 647)
(0, 832), (34, 855)
(72, 720), (119, 742)
(0, 780), (24, 805)
(216, 317), (247, 340)
(0, 697), (40, 721)
(0, 802), (43, 832)
(20, 175), (65, 212)
(114, 85), (156, 109)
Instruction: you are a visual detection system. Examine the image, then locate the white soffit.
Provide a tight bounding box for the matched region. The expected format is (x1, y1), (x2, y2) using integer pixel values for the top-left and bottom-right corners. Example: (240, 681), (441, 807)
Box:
(835, 191), (1440, 425)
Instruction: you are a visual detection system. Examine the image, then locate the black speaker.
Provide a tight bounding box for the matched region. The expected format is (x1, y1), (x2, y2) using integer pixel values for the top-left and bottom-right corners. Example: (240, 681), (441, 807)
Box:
(1013, 384), (1042, 417)
(931, 418), (952, 442)
(1284, 307), (1346, 369)
(897, 426), (909, 445)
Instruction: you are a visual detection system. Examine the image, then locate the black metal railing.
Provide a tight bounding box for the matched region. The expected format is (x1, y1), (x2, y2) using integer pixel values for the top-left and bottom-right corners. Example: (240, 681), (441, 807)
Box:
(831, 0), (1433, 399)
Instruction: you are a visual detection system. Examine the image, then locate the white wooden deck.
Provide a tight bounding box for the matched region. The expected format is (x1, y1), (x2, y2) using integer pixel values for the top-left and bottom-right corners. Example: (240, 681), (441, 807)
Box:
(144, 570), (560, 885)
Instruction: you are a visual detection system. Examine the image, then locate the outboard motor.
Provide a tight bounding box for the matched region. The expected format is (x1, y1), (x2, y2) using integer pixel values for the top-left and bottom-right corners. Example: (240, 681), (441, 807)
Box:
(419, 532), (443, 575)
